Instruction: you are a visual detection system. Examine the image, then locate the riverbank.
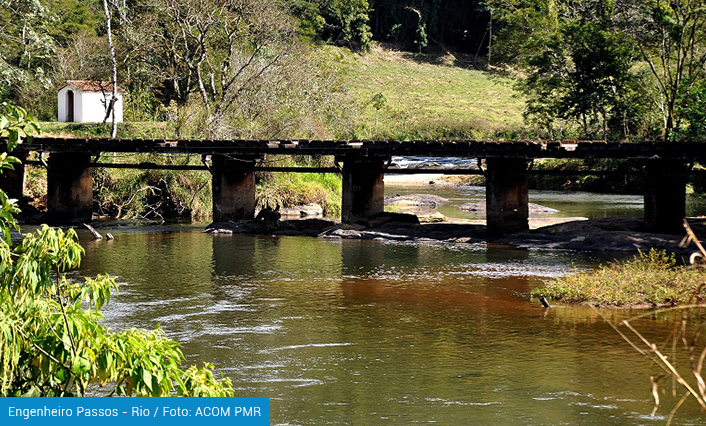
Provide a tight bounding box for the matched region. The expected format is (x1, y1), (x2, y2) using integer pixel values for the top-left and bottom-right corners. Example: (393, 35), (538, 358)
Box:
(532, 249), (706, 308)
(204, 216), (705, 256)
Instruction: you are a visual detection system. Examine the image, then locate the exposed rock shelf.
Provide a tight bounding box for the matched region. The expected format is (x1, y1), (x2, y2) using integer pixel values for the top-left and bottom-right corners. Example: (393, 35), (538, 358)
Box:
(205, 216), (705, 255)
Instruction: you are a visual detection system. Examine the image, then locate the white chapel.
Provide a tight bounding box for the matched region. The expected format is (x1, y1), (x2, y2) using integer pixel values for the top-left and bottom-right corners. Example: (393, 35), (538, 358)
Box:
(57, 80), (125, 123)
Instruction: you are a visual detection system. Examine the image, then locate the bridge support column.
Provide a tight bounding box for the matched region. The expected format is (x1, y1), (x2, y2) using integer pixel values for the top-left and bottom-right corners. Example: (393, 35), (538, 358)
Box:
(47, 152), (93, 223)
(485, 158), (530, 236)
(0, 151), (27, 199)
(212, 155), (256, 222)
(341, 157), (386, 224)
(644, 159), (688, 234)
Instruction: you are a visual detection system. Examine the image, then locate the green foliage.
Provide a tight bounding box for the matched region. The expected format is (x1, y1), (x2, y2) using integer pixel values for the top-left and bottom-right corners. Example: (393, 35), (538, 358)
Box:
(533, 250), (706, 307)
(256, 157), (342, 217)
(370, 92), (387, 111)
(491, 0), (706, 141)
(0, 103), (41, 150)
(529, 159), (645, 194)
(492, 1), (643, 140)
(0, 105), (233, 397)
(675, 80), (706, 141)
(93, 154), (212, 220)
(625, 0), (706, 140)
(0, 0), (57, 101)
(284, 0), (373, 50)
(369, 92), (387, 134)
(45, 0), (99, 45)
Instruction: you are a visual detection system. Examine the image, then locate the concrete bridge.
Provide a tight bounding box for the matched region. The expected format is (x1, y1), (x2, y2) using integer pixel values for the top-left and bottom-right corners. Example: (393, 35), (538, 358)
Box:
(2, 137), (706, 235)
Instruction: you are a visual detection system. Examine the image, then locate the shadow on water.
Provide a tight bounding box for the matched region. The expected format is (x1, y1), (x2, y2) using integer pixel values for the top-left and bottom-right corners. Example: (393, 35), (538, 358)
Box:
(78, 228), (705, 426)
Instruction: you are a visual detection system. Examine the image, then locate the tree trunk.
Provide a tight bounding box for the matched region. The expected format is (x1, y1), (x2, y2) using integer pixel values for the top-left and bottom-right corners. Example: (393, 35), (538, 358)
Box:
(488, 8), (493, 67)
(103, 0), (119, 138)
(375, 109), (379, 135)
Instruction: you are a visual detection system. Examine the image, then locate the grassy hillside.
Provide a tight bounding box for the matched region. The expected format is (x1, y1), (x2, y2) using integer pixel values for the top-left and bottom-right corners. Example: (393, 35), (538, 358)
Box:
(37, 44), (525, 141)
(338, 44), (526, 140)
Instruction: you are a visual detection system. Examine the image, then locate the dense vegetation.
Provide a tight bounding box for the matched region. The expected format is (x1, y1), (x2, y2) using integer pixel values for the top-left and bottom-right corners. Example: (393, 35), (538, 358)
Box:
(490, 0), (706, 141)
(4, 1), (706, 141)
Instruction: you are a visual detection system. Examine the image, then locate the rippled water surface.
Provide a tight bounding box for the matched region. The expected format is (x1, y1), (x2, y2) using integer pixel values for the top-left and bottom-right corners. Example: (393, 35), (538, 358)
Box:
(78, 225), (704, 425)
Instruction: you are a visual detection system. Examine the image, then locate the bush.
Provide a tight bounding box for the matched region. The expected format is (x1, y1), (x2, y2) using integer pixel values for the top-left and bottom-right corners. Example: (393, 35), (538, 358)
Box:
(533, 249), (706, 307)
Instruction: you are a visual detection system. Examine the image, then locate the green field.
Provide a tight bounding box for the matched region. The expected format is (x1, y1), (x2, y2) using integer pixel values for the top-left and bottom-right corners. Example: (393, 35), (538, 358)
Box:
(338, 44), (526, 140)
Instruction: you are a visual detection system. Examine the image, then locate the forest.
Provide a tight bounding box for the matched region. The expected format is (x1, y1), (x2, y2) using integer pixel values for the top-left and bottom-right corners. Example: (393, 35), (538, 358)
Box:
(3, 0), (706, 142)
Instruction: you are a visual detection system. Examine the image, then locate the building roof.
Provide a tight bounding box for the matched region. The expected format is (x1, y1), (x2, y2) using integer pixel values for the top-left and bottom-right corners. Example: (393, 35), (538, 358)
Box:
(65, 80), (126, 93)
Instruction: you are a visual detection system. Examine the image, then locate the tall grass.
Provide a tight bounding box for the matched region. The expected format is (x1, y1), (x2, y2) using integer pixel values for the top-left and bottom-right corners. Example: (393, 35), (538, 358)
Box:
(256, 156), (342, 217)
(93, 154), (211, 220)
(93, 154), (343, 220)
(533, 250), (706, 307)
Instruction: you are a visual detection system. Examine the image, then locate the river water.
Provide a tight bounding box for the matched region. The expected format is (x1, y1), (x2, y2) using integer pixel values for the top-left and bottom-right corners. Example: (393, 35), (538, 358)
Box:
(76, 185), (706, 425)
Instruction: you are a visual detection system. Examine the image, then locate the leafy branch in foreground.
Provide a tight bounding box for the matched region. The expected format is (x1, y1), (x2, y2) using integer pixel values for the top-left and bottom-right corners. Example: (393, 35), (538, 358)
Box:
(0, 104), (233, 396)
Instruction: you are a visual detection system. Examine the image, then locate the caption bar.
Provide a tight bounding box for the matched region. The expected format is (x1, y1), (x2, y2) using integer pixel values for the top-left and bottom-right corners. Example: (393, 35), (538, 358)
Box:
(1, 397), (269, 426)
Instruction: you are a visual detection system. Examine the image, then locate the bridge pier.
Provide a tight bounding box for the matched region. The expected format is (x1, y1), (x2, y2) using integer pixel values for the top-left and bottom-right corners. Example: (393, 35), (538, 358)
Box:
(644, 159), (688, 234)
(211, 155), (257, 222)
(341, 157), (387, 224)
(47, 152), (93, 223)
(0, 151), (27, 199)
(485, 158), (530, 236)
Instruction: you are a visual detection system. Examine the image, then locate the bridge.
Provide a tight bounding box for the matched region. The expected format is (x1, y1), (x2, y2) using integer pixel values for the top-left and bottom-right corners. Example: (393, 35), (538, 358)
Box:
(2, 137), (705, 235)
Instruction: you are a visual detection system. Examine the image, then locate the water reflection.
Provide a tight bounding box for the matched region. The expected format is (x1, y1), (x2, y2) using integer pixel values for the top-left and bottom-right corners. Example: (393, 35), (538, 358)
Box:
(78, 228), (704, 425)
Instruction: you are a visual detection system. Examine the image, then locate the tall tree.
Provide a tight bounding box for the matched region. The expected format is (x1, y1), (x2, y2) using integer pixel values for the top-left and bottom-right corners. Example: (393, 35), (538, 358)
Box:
(102, 0), (119, 137)
(491, 0), (640, 139)
(492, 0), (706, 141)
(620, 0), (706, 141)
(0, 0), (56, 102)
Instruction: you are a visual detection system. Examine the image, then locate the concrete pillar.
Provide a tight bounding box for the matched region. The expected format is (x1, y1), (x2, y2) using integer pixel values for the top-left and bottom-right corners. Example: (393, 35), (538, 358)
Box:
(0, 151), (27, 199)
(644, 159), (688, 234)
(341, 157), (386, 224)
(212, 155), (256, 222)
(485, 158), (530, 236)
(47, 152), (93, 223)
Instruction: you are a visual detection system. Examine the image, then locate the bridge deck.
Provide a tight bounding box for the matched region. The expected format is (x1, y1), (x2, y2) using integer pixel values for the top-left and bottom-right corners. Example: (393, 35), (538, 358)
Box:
(0, 137), (699, 234)
(8, 137), (706, 160)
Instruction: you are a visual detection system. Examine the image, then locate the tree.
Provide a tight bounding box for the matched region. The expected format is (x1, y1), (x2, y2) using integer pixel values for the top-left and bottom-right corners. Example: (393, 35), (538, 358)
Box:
(0, 103), (233, 396)
(491, 0), (706, 141)
(369, 92), (386, 134)
(102, 0), (119, 138)
(133, 0), (295, 116)
(284, 0), (373, 50)
(491, 0), (644, 140)
(118, 0), (356, 139)
(0, 0), (56, 103)
(620, 0), (706, 141)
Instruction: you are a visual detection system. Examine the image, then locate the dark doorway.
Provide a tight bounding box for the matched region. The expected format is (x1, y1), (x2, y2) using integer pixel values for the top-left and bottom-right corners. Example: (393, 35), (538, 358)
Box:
(67, 90), (75, 122)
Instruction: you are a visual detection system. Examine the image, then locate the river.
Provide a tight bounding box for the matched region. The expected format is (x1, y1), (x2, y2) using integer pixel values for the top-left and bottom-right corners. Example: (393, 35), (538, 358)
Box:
(75, 185), (705, 425)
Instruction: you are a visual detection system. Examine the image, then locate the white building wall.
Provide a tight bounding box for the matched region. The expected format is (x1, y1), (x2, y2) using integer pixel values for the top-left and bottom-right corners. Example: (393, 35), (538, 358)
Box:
(57, 85), (124, 123)
(113, 93), (123, 123)
(80, 91), (106, 123)
(57, 87), (68, 122)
